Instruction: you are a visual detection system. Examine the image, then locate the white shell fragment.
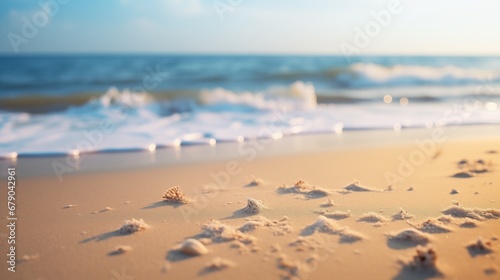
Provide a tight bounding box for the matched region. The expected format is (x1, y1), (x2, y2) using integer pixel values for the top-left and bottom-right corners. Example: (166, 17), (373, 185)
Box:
(180, 239), (208, 256)
(244, 197), (265, 214)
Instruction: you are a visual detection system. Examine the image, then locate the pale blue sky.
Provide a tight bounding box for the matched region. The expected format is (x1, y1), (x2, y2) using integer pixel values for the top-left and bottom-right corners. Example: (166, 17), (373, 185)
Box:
(1, 0), (500, 55)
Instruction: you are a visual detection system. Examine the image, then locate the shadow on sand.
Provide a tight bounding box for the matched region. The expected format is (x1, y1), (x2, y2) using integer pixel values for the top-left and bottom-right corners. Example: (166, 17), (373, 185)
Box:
(220, 208), (254, 221)
(166, 249), (199, 263)
(80, 230), (123, 243)
(392, 267), (442, 280)
(386, 239), (422, 250)
(141, 200), (183, 210)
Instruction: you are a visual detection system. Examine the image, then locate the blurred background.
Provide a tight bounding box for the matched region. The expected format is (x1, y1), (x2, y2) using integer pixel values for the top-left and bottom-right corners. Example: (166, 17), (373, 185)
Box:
(0, 0), (499, 157)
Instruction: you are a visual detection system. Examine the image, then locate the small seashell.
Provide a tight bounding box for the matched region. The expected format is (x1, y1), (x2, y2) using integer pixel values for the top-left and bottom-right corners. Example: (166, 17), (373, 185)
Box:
(244, 197), (264, 214)
(180, 239), (208, 256)
(162, 186), (190, 204)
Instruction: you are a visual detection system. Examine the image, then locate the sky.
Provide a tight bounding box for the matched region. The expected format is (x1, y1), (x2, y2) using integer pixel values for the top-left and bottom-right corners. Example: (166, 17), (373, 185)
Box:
(1, 0), (500, 55)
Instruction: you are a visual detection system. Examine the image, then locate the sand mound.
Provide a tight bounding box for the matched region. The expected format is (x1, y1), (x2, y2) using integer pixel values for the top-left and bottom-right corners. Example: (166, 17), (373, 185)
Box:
(453, 158), (492, 177)
(276, 253), (321, 279)
(289, 236), (328, 251)
(409, 218), (452, 233)
(205, 257), (235, 270)
(321, 210), (352, 220)
(277, 179), (330, 199)
(92, 206), (114, 214)
(302, 216), (365, 242)
(358, 212), (389, 224)
(245, 175), (264, 187)
(119, 218), (149, 234)
(341, 180), (379, 192)
(303, 216), (342, 235)
(471, 166), (490, 173)
(436, 215), (457, 224)
(442, 204), (500, 220)
(339, 229), (365, 243)
(239, 216), (292, 236)
(201, 220), (255, 244)
(392, 208), (415, 220)
(238, 221), (261, 233)
(387, 228), (431, 244)
(229, 240), (253, 255)
(484, 266), (498, 275)
(467, 237), (494, 254)
(276, 254), (310, 279)
(112, 245), (132, 254)
(320, 199), (335, 207)
(404, 246), (438, 270)
(460, 218), (479, 228)
(450, 189), (459, 194)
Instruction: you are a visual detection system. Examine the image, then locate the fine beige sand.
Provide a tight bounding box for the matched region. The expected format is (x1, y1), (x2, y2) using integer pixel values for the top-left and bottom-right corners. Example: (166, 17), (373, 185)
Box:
(1, 134), (499, 280)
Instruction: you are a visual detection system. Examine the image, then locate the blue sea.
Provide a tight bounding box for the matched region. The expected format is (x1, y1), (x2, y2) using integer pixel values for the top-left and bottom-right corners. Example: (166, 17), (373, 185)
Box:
(1, 55), (499, 157)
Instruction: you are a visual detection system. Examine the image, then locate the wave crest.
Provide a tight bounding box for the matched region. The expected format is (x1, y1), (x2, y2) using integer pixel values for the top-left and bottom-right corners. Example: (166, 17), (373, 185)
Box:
(94, 87), (154, 108)
(346, 63), (498, 87)
(200, 81), (317, 111)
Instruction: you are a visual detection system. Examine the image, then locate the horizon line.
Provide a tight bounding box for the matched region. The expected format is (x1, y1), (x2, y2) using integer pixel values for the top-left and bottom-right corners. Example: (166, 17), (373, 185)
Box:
(1, 51), (500, 57)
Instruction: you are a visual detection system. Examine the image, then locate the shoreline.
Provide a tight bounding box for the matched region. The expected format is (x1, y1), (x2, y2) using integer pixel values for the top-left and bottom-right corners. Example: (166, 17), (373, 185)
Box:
(1, 124), (499, 179)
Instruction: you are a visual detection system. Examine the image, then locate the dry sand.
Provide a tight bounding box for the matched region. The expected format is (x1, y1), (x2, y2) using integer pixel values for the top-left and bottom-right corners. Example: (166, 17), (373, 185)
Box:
(1, 133), (499, 280)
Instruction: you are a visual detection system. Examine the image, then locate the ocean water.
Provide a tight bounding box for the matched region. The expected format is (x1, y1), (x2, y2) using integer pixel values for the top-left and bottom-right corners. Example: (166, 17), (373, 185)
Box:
(0, 55), (499, 157)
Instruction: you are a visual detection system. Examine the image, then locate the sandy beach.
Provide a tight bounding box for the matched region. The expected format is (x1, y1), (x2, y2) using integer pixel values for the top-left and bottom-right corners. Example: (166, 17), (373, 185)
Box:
(2, 1), (500, 279)
(1, 127), (499, 280)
